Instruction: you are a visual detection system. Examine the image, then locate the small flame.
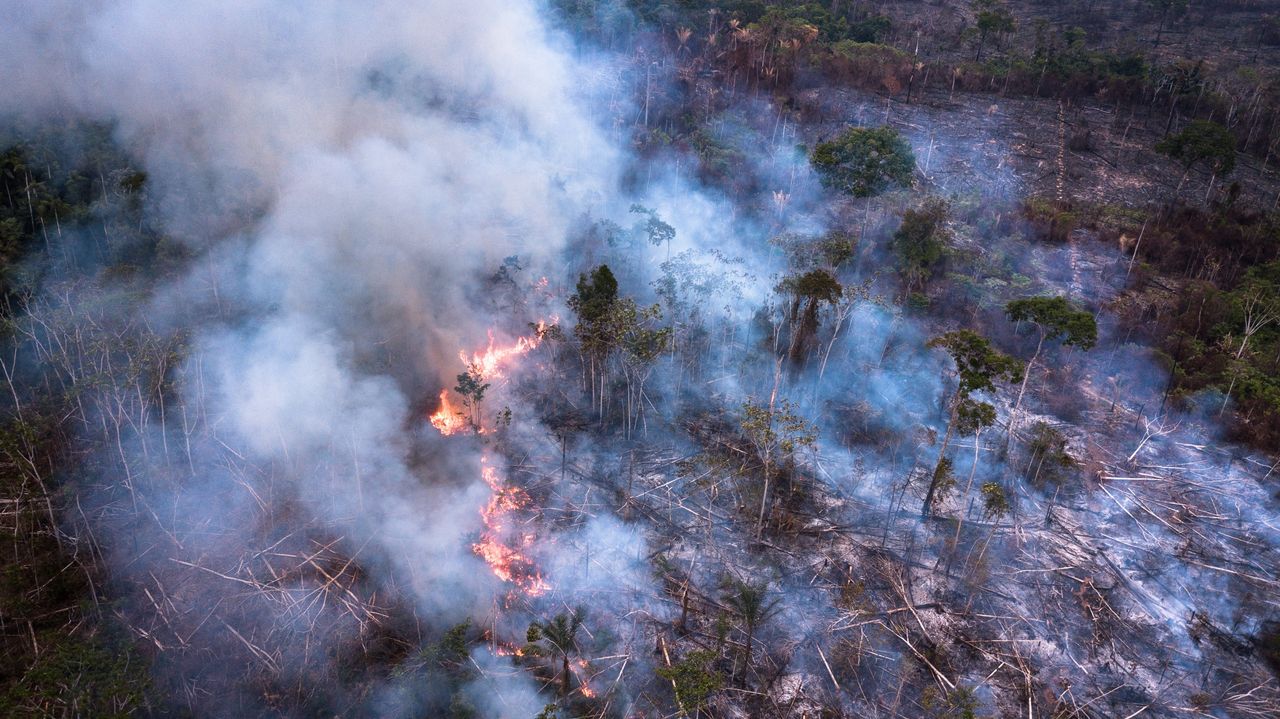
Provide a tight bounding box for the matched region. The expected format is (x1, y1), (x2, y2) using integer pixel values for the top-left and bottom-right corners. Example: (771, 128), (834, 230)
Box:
(473, 463), (550, 596)
(458, 322), (549, 381)
(573, 658), (596, 697)
(428, 389), (468, 436)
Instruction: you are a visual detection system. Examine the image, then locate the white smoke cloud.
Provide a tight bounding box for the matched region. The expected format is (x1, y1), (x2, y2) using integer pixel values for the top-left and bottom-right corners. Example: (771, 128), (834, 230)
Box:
(0, 0), (638, 711)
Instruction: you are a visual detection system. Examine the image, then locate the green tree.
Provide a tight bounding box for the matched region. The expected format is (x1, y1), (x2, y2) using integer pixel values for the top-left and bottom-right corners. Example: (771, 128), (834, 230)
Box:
(1156, 120), (1237, 192)
(630, 204), (676, 259)
(527, 609), (585, 698)
(1004, 295), (1097, 416)
(570, 264), (620, 411)
(778, 268), (843, 365)
(613, 300), (672, 437)
(656, 650), (723, 717)
(973, 1), (1016, 61)
(454, 368), (490, 428)
(1218, 261), (1280, 414)
(923, 331), (1023, 516)
(741, 395), (818, 539)
(810, 126), (915, 198)
(721, 579), (780, 683)
(892, 197), (949, 292)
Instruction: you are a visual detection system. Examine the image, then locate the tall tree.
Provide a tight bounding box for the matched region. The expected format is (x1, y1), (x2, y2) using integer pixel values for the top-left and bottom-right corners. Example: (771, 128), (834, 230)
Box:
(778, 268), (843, 366)
(1156, 120), (1237, 193)
(528, 609), (585, 698)
(810, 126), (915, 198)
(892, 197), (949, 293)
(740, 393), (817, 540)
(923, 331), (1023, 516)
(1004, 295), (1097, 416)
(570, 264), (620, 412)
(972, 0), (1016, 62)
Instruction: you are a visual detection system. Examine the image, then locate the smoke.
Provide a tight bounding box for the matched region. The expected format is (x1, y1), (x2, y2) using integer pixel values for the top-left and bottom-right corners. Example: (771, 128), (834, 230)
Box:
(5, 1), (1280, 716)
(0, 0), (645, 714)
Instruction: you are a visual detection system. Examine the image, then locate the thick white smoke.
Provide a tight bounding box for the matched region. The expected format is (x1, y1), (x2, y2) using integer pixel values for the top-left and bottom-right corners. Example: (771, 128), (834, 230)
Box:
(1, 0), (634, 711)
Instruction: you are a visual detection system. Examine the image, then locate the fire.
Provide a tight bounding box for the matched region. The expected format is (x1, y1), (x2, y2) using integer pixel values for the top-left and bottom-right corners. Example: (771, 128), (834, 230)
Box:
(457, 321), (551, 381)
(573, 658), (596, 697)
(472, 462), (550, 596)
(428, 389), (468, 436)
(428, 320), (554, 436)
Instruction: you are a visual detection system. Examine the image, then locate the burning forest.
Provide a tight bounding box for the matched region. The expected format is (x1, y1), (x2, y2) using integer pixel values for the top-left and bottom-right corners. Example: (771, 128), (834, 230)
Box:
(4, 1), (1280, 717)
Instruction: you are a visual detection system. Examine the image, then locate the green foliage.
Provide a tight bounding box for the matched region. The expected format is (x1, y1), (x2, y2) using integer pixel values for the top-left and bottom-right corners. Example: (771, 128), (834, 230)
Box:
(571, 264), (619, 325)
(1156, 120), (1237, 175)
(0, 634), (149, 719)
(1005, 295), (1098, 350)
(932, 456), (957, 500)
(1024, 421), (1076, 486)
(740, 397), (818, 458)
(529, 609), (586, 697)
(922, 684), (982, 719)
(810, 126), (915, 198)
(571, 264), (621, 362)
(454, 369), (490, 419)
(893, 197), (950, 290)
(721, 578), (780, 677)
(656, 649), (723, 714)
(781, 268), (842, 304)
(955, 397), (997, 435)
(630, 204), (676, 250)
(973, 0), (1016, 61)
(928, 330), (1024, 397)
(980, 482), (1011, 519)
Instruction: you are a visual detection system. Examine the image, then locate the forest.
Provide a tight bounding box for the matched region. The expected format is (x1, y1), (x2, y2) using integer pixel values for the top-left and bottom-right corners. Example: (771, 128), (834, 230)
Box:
(2, 1), (1280, 717)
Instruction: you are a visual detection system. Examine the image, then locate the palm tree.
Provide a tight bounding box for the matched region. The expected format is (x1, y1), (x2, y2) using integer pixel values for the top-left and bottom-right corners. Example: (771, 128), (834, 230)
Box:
(534, 609), (584, 697)
(722, 580), (780, 683)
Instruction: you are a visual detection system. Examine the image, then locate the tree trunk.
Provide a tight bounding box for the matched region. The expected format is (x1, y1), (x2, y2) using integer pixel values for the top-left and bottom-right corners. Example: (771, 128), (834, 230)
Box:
(562, 653), (571, 696)
(922, 392), (960, 516)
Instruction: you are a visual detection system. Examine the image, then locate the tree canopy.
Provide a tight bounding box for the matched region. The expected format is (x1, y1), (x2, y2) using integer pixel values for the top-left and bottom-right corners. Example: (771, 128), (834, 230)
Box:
(1005, 296), (1098, 350)
(810, 126), (915, 198)
(928, 330), (1025, 397)
(1156, 120), (1237, 175)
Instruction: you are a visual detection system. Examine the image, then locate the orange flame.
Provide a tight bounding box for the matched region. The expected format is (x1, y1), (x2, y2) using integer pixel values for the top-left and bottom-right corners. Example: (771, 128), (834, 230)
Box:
(428, 320), (554, 436)
(473, 462), (550, 596)
(458, 321), (550, 381)
(573, 658), (596, 697)
(428, 390), (468, 436)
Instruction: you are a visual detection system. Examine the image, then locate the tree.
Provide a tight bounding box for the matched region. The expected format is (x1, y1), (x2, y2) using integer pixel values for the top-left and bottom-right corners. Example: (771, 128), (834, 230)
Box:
(973, 1), (1016, 62)
(892, 197), (949, 293)
(810, 126), (915, 198)
(613, 300), (671, 437)
(1004, 295), (1097, 417)
(630, 204), (676, 260)
(527, 609), (585, 698)
(740, 394), (817, 540)
(721, 579), (780, 683)
(1219, 261), (1280, 414)
(570, 264), (620, 411)
(1146, 0), (1188, 48)
(778, 268), (842, 365)
(656, 650), (722, 717)
(923, 331), (1023, 516)
(1156, 120), (1237, 193)
(453, 368), (490, 429)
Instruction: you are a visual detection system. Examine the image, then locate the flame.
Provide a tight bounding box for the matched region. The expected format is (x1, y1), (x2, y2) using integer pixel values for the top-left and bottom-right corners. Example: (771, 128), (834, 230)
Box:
(573, 658), (596, 697)
(472, 462), (550, 596)
(428, 389), (468, 436)
(458, 322), (550, 381)
(428, 320), (554, 436)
